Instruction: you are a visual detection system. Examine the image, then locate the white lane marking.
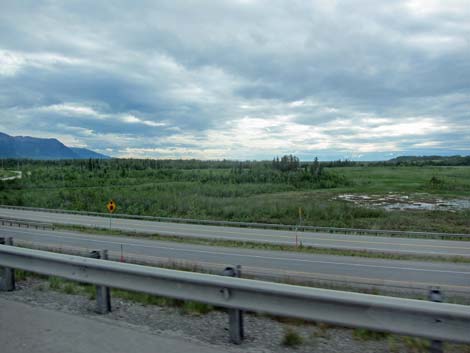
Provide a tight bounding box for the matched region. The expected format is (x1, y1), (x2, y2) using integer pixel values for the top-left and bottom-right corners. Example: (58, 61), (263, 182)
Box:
(5, 228), (470, 276)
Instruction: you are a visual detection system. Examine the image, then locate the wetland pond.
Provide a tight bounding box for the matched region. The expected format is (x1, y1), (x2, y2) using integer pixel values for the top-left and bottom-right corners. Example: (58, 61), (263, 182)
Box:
(335, 193), (470, 211)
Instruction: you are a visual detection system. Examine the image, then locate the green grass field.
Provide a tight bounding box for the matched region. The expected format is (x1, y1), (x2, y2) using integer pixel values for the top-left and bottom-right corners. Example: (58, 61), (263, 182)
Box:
(1, 160), (469, 233)
(332, 166), (470, 195)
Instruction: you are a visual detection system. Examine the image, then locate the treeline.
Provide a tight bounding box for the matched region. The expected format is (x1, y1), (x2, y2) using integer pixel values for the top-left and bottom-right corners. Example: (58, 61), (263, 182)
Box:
(320, 156), (470, 167)
(230, 155), (345, 187)
(0, 158), (246, 170)
(2, 154), (470, 170)
(328, 155), (470, 167)
(0, 156), (350, 170)
(381, 155), (470, 166)
(0, 155), (350, 190)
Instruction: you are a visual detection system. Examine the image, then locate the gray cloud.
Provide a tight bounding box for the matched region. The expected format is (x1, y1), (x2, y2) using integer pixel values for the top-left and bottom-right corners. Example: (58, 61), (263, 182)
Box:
(0, 0), (469, 160)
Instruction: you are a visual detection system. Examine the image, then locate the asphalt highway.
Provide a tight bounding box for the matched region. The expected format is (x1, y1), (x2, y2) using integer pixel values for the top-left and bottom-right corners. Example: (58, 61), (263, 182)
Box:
(2, 226), (470, 295)
(1, 207), (469, 257)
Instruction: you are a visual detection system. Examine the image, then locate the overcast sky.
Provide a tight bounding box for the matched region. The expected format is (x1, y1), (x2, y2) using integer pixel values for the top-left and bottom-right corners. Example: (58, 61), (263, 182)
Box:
(0, 0), (469, 160)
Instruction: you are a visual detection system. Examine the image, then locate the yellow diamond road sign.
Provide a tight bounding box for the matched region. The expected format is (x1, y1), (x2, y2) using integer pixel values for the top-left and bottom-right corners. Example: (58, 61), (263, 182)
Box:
(107, 200), (116, 214)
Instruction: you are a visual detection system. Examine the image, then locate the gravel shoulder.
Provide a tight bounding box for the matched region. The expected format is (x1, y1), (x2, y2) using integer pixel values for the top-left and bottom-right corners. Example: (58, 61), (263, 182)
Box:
(0, 296), (226, 353)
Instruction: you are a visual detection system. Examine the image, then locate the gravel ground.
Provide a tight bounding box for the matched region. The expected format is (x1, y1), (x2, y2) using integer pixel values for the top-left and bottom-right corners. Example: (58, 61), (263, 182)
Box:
(1, 277), (468, 353)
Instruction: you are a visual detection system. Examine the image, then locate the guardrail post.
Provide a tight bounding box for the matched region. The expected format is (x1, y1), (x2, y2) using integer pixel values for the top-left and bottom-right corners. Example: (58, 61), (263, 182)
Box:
(90, 250), (111, 314)
(222, 265), (244, 344)
(428, 288), (443, 353)
(0, 237), (15, 291)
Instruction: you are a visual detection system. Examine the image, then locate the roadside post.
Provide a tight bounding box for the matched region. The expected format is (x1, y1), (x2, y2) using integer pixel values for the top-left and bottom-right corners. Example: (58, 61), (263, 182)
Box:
(120, 244), (125, 262)
(90, 250), (111, 314)
(0, 237), (15, 291)
(428, 288), (443, 353)
(222, 265), (244, 344)
(295, 207), (303, 247)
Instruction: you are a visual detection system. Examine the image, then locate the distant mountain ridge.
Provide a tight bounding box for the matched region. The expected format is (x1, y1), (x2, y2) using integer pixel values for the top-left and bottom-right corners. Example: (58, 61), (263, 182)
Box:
(69, 147), (110, 159)
(0, 132), (110, 160)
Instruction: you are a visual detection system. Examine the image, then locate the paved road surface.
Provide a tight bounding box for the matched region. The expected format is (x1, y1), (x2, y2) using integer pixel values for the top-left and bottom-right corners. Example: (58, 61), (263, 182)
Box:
(2, 226), (470, 295)
(1, 207), (469, 257)
(0, 298), (229, 353)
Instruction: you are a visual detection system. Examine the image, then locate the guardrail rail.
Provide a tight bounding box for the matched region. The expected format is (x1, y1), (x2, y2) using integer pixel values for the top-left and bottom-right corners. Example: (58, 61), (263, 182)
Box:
(0, 217), (53, 230)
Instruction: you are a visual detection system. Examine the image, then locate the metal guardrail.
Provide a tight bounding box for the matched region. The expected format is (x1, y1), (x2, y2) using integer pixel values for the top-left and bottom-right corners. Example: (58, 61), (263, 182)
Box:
(1, 244), (470, 346)
(1, 204), (469, 239)
(0, 217), (53, 230)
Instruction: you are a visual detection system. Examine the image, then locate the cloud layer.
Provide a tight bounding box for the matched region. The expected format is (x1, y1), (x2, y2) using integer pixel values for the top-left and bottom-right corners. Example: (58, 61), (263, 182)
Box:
(1, 0), (469, 160)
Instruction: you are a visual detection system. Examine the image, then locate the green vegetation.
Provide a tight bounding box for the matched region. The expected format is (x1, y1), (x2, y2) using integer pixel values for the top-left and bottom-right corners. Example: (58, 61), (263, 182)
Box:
(383, 155), (470, 167)
(353, 328), (389, 341)
(282, 328), (304, 347)
(401, 336), (430, 353)
(14, 269), (44, 281)
(1, 158), (470, 233)
(181, 300), (214, 315)
(48, 276), (63, 290)
(324, 155), (470, 167)
(331, 165), (470, 195)
(63, 282), (80, 295)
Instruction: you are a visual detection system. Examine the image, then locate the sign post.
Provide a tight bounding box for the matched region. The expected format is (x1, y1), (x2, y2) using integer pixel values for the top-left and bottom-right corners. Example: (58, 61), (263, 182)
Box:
(106, 200), (116, 229)
(296, 207), (302, 247)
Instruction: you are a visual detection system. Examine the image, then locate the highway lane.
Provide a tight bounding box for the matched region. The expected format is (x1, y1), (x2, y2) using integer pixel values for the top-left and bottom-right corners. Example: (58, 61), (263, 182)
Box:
(2, 226), (470, 295)
(1, 207), (470, 257)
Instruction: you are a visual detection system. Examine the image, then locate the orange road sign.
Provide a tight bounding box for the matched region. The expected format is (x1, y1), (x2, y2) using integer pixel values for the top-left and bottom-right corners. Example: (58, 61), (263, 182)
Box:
(107, 200), (117, 213)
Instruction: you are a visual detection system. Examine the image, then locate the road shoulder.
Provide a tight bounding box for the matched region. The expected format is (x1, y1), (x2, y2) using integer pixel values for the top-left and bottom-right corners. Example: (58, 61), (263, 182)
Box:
(0, 297), (231, 353)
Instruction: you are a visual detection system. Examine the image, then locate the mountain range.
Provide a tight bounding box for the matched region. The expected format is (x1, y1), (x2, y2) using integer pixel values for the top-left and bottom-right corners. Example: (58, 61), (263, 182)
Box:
(0, 132), (110, 160)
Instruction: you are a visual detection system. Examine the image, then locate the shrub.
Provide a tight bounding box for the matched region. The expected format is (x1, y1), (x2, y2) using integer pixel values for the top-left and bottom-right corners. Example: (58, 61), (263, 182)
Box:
(282, 328), (304, 347)
(353, 328), (389, 341)
(181, 301), (213, 315)
(48, 276), (62, 290)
